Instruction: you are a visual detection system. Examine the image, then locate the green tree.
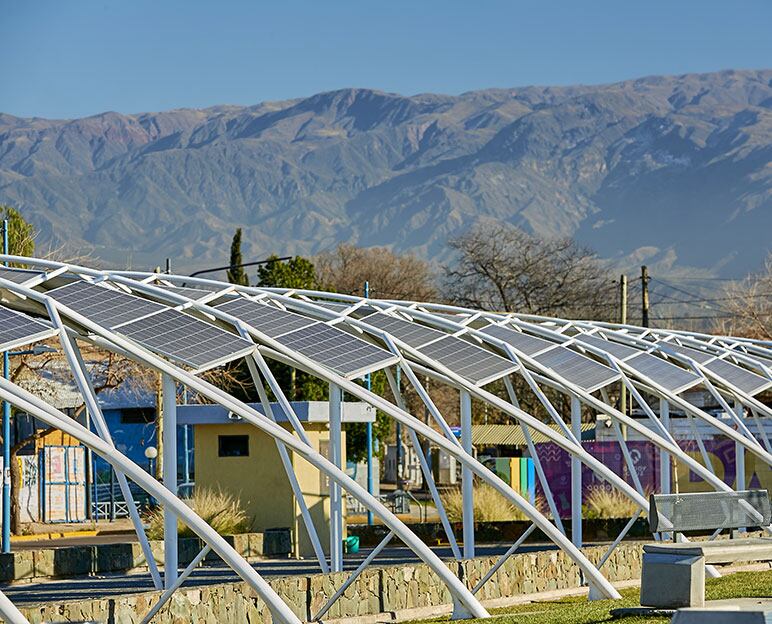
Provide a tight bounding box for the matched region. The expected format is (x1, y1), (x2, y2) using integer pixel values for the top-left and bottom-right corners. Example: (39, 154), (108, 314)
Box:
(257, 254), (326, 402)
(226, 228), (249, 286)
(257, 255), (318, 289)
(0, 205), (35, 263)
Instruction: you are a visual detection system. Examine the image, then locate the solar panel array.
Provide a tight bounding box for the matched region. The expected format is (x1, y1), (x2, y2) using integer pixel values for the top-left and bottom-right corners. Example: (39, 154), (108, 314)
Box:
(418, 335), (517, 385)
(704, 358), (772, 396)
(0, 305), (57, 351)
(215, 298), (317, 338)
(47, 281), (167, 329)
(117, 308), (255, 370)
(0, 267), (44, 284)
(532, 347), (620, 392)
(653, 341), (771, 396)
(275, 322), (398, 377)
(480, 324), (555, 356)
(359, 312), (446, 348)
(625, 353), (701, 394)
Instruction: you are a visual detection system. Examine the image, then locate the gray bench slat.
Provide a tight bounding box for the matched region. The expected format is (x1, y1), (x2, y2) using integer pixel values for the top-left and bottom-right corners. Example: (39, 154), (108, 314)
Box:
(649, 490), (771, 533)
(644, 538), (772, 564)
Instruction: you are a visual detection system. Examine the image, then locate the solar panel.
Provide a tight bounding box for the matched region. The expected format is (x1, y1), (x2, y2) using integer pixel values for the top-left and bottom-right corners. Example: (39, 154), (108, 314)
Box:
(0, 305), (57, 352)
(0, 267), (45, 284)
(704, 358), (772, 397)
(310, 301), (358, 313)
(480, 324), (555, 356)
(359, 312), (446, 348)
(532, 347), (620, 392)
(417, 335), (517, 386)
(46, 281), (167, 329)
(574, 334), (641, 361)
(625, 352), (701, 394)
(275, 322), (398, 378)
(655, 341), (715, 364)
(215, 298), (317, 338)
(155, 284), (221, 301)
(117, 308), (255, 370)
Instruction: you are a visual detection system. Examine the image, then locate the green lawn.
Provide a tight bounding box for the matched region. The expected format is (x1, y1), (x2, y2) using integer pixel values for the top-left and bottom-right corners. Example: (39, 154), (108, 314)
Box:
(407, 569), (772, 624)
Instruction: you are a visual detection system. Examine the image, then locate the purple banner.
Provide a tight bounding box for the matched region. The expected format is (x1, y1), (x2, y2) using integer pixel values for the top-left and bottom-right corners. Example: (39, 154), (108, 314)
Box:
(535, 439), (770, 517)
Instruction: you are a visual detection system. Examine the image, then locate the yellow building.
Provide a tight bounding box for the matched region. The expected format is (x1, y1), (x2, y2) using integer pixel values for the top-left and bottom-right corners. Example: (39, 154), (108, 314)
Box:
(181, 400), (375, 559)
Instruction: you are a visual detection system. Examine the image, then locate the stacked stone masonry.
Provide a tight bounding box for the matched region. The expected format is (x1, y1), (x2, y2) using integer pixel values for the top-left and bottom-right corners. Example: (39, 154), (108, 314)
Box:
(17, 542), (646, 623)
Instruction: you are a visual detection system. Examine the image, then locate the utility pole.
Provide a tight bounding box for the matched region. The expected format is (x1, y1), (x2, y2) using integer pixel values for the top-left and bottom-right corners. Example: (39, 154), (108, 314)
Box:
(619, 275), (628, 439)
(641, 266), (650, 328)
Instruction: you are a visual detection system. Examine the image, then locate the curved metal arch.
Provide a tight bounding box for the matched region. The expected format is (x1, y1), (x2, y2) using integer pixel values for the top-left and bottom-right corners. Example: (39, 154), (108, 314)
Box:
(229, 286), (754, 494)
(351, 296), (772, 469)
(12, 258), (626, 601)
(214, 287), (772, 543)
(112, 272), (733, 499)
(0, 377), (304, 624)
(99, 271), (625, 599)
(0, 268), (492, 619)
(105, 274), (769, 502)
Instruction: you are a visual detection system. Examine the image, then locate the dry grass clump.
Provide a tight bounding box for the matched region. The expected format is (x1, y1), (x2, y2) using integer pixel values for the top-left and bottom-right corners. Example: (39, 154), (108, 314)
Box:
(146, 487), (250, 539)
(441, 483), (539, 522)
(582, 487), (640, 520)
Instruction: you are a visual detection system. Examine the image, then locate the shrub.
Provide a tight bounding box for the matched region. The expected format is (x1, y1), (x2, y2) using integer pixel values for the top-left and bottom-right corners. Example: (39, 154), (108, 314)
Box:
(145, 487), (251, 539)
(440, 483), (545, 522)
(582, 487), (640, 520)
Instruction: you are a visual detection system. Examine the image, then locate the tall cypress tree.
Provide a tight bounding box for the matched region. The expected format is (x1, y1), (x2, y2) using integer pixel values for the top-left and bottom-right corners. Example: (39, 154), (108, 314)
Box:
(226, 228), (249, 286)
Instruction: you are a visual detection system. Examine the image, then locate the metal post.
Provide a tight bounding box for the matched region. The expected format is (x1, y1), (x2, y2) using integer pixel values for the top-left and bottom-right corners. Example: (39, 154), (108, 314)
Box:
(182, 426), (190, 491)
(660, 399), (671, 495)
(395, 366), (403, 490)
(328, 383), (343, 572)
(460, 389), (474, 558)
(162, 373), (178, 588)
(735, 401), (745, 492)
(570, 396), (582, 548)
(641, 266), (650, 328)
(619, 275), (628, 439)
(364, 281), (374, 526)
(1, 219), (9, 554)
(109, 467), (115, 521)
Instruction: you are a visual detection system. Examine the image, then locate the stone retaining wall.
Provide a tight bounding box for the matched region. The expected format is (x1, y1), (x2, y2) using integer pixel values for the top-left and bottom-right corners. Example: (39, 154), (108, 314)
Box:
(18, 541), (646, 623)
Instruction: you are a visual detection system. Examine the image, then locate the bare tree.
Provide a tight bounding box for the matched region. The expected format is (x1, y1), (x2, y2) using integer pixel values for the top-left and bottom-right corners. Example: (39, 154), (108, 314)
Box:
(444, 223), (616, 319)
(8, 342), (155, 533)
(316, 244), (437, 301)
(715, 253), (772, 340)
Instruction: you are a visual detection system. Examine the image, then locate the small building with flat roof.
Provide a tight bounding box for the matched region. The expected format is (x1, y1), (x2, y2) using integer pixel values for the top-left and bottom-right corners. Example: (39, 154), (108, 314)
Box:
(179, 400), (375, 559)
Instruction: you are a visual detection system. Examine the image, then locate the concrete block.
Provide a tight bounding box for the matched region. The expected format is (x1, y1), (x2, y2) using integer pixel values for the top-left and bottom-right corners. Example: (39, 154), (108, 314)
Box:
(34, 546), (92, 578)
(640, 552), (705, 608)
(672, 607), (772, 623)
(263, 528), (291, 556)
(0, 551), (34, 581)
(248, 532), (264, 558)
(95, 542), (143, 573)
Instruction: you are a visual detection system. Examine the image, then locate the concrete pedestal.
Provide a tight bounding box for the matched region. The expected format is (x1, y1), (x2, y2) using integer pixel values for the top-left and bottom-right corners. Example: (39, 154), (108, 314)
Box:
(640, 552), (705, 608)
(672, 607), (772, 623)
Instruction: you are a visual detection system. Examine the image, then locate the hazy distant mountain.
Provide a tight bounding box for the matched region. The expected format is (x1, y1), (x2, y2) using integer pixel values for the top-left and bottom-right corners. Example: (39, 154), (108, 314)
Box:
(0, 69), (770, 276)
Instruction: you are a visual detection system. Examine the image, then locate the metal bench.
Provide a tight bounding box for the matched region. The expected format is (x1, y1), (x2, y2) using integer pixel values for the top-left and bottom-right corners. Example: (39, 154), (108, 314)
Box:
(640, 489), (772, 609)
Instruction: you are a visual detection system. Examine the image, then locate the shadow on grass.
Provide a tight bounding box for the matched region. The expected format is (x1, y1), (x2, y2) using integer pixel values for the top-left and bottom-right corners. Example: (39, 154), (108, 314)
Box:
(405, 569), (772, 624)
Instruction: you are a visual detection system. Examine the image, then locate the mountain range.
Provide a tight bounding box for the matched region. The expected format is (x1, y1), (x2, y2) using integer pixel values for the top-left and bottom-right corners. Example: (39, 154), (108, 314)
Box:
(0, 69), (770, 276)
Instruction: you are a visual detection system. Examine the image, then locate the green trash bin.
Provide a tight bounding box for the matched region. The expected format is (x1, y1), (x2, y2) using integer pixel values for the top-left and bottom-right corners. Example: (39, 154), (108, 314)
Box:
(345, 535), (360, 554)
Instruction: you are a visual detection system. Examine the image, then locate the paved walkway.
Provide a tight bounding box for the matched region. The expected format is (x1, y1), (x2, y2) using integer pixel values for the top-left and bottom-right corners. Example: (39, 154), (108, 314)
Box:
(1, 542), (563, 605)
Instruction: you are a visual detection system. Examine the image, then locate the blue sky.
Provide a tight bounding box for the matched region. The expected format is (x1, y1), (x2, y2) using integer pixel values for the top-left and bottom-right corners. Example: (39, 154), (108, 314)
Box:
(2, 0), (770, 119)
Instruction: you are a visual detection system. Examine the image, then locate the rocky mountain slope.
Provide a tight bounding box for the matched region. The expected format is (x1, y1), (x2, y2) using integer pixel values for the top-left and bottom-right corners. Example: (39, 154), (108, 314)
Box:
(0, 69), (769, 275)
